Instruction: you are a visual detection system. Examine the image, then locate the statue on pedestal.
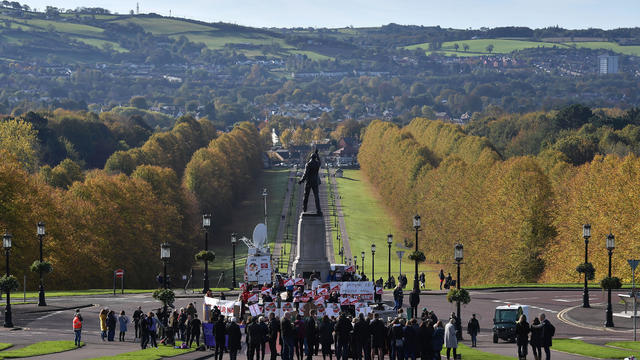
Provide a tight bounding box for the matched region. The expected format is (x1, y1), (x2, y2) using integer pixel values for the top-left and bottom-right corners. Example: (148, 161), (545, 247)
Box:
(299, 149), (322, 215)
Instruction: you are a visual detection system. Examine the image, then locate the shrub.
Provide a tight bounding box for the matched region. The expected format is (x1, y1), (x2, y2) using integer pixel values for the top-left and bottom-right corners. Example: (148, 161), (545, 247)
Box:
(600, 276), (622, 290)
(0, 275), (19, 293)
(408, 250), (426, 263)
(152, 288), (175, 306)
(30, 260), (53, 274)
(576, 262), (595, 280)
(447, 288), (471, 304)
(195, 250), (216, 262)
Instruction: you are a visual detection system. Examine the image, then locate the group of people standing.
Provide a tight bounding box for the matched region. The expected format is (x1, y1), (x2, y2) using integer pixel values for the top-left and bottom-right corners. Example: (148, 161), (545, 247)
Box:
(515, 313), (556, 360)
(98, 308), (130, 342)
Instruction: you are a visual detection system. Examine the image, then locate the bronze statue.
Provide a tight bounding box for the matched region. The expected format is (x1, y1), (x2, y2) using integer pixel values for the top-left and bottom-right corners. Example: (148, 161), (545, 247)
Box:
(299, 149), (322, 215)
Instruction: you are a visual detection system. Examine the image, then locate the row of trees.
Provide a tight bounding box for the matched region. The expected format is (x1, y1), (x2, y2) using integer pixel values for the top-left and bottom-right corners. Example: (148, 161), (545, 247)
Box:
(360, 117), (640, 284)
(0, 118), (265, 289)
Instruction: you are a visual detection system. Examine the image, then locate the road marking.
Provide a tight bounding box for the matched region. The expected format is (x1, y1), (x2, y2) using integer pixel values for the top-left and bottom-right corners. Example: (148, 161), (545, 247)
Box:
(36, 310), (64, 320)
(570, 336), (583, 340)
(557, 305), (632, 333)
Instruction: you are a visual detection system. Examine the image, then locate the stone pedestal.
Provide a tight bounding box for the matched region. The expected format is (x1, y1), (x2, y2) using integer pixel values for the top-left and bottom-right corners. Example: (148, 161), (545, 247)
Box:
(292, 213), (331, 281)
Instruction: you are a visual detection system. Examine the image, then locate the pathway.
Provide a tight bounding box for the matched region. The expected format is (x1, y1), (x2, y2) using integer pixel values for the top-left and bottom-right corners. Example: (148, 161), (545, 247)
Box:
(329, 168), (353, 264)
(272, 168), (294, 272)
(321, 167), (335, 263)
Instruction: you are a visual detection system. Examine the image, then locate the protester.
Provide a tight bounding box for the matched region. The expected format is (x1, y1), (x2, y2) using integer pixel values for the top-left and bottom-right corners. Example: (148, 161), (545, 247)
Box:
(319, 315), (334, 360)
(214, 315), (227, 360)
(370, 313), (386, 360)
(227, 317), (242, 360)
(268, 312), (281, 360)
(248, 316), (265, 360)
(516, 314), (530, 360)
(418, 319), (433, 360)
(139, 313), (149, 349)
(133, 306), (143, 340)
(73, 309), (83, 347)
(444, 318), (457, 360)
(281, 312), (296, 360)
(388, 318), (404, 360)
(189, 313), (202, 348)
(392, 284), (403, 311)
(294, 314), (306, 360)
(334, 313), (352, 360)
(118, 310), (130, 342)
(432, 320), (445, 360)
(260, 316), (269, 360)
(467, 313), (480, 347)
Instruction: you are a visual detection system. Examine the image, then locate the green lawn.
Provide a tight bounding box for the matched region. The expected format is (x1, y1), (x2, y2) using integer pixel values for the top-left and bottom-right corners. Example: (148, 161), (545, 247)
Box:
(440, 343), (515, 359)
(405, 38), (640, 57)
(553, 339), (640, 359)
(70, 36), (128, 52)
(335, 170), (431, 283)
(90, 342), (194, 360)
(0, 341), (78, 359)
(0, 344), (11, 351)
(608, 341), (640, 350)
(5, 289), (151, 299)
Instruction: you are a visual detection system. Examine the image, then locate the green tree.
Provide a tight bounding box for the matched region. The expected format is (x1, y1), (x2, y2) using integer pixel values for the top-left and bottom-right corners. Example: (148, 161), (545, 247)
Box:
(0, 118), (39, 172)
(130, 96), (148, 110)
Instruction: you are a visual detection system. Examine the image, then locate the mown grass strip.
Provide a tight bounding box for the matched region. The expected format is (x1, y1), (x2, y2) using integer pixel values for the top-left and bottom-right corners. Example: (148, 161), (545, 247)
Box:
(607, 341), (640, 351)
(0, 341), (78, 359)
(440, 343), (515, 360)
(89, 342), (194, 360)
(0, 344), (12, 351)
(553, 339), (640, 359)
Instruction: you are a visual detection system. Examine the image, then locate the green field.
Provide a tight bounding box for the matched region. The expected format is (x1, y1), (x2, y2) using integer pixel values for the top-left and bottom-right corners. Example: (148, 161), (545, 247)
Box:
(111, 17), (217, 35)
(90, 341), (193, 360)
(335, 170), (432, 284)
(553, 339), (640, 359)
(405, 38), (640, 57)
(70, 37), (128, 52)
(441, 344), (515, 360)
(0, 16), (105, 36)
(0, 341), (79, 359)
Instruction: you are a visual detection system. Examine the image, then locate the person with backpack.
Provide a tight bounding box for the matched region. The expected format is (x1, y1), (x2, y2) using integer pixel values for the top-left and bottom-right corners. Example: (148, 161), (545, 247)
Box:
(530, 317), (543, 360)
(73, 309), (83, 347)
(531, 313), (555, 360)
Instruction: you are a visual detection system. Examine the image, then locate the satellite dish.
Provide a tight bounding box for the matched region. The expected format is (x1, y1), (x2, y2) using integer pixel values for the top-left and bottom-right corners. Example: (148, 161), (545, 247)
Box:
(253, 223), (267, 249)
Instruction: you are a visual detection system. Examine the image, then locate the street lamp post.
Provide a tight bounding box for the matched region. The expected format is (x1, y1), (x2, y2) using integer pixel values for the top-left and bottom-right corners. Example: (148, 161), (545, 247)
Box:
(202, 214), (211, 293)
(410, 214), (421, 319)
(262, 188), (268, 231)
(160, 242), (171, 289)
(354, 256), (358, 272)
(361, 251), (365, 278)
(371, 244), (376, 282)
(455, 243), (464, 340)
(37, 222), (46, 306)
(582, 224), (591, 308)
(387, 234), (393, 285)
(605, 233), (615, 327)
(231, 233), (237, 289)
(3, 232), (13, 328)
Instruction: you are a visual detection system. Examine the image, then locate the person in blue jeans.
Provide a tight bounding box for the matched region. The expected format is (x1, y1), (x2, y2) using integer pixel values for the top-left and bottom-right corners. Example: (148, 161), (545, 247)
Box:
(389, 318), (405, 360)
(148, 312), (158, 348)
(393, 284), (404, 311)
(73, 309), (83, 347)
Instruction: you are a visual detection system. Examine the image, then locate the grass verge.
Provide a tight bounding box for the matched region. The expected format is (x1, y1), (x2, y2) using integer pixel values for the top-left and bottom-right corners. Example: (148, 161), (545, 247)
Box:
(335, 170), (431, 281)
(440, 343), (515, 359)
(10, 289), (152, 299)
(0, 341), (78, 358)
(90, 342), (194, 360)
(0, 344), (12, 351)
(608, 341), (640, 350)
(553, 339), (639, 359)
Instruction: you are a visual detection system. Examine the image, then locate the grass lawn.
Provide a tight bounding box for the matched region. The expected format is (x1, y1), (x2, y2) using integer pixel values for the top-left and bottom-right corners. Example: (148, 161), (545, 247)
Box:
(70, 36), (128, 52)
(0, 344), (11, 351)
(0, 341), (79, 358)
(440, 343), (515, 359)
(335, 170), (432, 282)
(564, 41), (640, 56)
(90, 342), (194, 360)
(608, 341), (640, 350)
(553, 339), (640, 359)
(7, 289), (152, 299)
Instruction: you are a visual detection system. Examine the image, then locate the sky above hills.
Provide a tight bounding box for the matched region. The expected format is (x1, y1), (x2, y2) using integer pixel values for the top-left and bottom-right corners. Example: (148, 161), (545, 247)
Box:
(25, 0), (639, 29)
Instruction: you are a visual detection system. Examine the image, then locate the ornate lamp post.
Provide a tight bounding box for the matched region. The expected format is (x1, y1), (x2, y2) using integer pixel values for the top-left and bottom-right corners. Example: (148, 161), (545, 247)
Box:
(371, 244), (376, 282)
(455, 243), (464, 340)
(202, 214), (211, 293)
(160, 242), (171, 289)
(410, 214), (421, 319)
(361, 251), (365, 277)
(354, 256), (358, 271)
(3, 232), (13, 328)
(582, 224), (591, 308)
(37, 222), (46, 306)
(262, 188), (268, 231)
(605, 233), (615, 327)
(231, 233), (237, 289)
(387, 234), (393, 284)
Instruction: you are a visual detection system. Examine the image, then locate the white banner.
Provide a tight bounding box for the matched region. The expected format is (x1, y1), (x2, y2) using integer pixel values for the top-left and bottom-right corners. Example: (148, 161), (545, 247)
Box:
(249, 304), (262, 317)
(329, 281), (375, 295)
(203, 297), (240, 317)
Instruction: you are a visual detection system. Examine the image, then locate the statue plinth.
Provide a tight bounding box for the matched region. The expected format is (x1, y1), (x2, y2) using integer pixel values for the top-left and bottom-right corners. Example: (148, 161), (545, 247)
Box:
(292, 212), (331, 281)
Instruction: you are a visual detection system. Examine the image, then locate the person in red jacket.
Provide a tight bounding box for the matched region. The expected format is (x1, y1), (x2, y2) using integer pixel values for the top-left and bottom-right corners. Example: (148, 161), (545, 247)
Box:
(73, 309), (83, 347)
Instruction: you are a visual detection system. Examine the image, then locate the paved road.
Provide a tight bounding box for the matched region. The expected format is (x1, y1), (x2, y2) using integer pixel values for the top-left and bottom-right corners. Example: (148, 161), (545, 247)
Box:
(1, 287), (632, 359)
(272, 169), (294, 271)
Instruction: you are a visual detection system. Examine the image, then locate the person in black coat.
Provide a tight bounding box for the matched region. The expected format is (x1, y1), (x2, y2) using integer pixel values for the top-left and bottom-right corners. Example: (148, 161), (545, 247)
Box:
(403, 319), (418, 360)
(189, 314), (202, 348)
(259, 317), (269, 360)
(531, 313), (554, 360)
(305, 312), (318, 360)
(370, 313), (387, 360)
(268, 313), (281, 360)
(388, 318), (404, 360)
(281, 312), (296, 360)
(214, 316), (226, 360)
(227, 317), (242, 360)
(247, 317), (265, 360)
(530, 317), (542, 360)
(107, 310), (117, 341)
(467, 314), (480, 348)
(352, 314), (370, 360)
(418, 319), (434, 360)
(334, 313), (353, 360)
(318, 315), (334, 360)
(515, 315), (530, 360)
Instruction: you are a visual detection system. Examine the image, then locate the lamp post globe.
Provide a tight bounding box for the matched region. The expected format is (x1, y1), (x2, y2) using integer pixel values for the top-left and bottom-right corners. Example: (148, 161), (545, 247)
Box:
(582, 223), (591, 308)
(3, 232), (13, 327)
(387, 234), (393, 285)
(202, 214), (211, 293)
(454, 243), (464, 340)
(410, 214), (421, 319)
(160, 242), (171, 289)
(605, 233), (615, 327)
(37, 221), (47, 306)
